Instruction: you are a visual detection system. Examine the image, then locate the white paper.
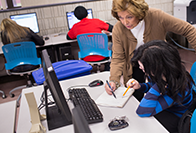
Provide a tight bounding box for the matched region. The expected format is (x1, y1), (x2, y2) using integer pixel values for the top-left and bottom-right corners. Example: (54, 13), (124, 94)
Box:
(95, 87), (135, 108)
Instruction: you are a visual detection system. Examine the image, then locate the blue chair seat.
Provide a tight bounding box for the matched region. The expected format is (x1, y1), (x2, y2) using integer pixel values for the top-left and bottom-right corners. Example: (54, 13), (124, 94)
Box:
(32, 60), (92, 85)
(77, 33), (112, 72)
(2, 41), (42, 98)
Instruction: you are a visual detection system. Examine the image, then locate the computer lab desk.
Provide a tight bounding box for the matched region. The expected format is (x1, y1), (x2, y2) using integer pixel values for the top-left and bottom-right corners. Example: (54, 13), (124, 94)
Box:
(0, 33), (77, 55)
(0, 31), (111, 55)
(36, 33), (77, 62)
(0, 100), (17, 133)
(17, 71), (168, 133)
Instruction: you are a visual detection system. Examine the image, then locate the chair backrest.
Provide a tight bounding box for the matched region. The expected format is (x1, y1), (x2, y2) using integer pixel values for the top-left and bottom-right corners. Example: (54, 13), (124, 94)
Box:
(191, 108), (196, 133)
(2, 41), (41, 70)
(77, 33), (112, 59)
(190, 61), (196, 93)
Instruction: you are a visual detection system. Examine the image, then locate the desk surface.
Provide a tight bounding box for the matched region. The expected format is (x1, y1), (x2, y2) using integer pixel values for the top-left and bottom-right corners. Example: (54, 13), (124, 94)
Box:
(0, 31), (111, 54)
(0, 100), (16, 133)
(0, 32), (77, 54)
(17, 72), (168, 133)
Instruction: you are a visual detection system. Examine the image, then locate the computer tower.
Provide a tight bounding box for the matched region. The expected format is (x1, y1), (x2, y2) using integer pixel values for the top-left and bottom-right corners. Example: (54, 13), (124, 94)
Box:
(57, 43), (74, 61)
(174, 0), (196, 24)
(37, 46), (57, 63)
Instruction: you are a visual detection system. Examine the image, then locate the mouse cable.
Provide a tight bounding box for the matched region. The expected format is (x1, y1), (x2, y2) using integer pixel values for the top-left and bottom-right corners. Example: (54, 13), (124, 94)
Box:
(167, 34), (195, 52)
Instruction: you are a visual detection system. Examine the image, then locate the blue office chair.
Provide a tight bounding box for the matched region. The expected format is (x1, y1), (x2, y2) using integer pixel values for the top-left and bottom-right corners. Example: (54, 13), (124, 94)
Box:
(190, 61), (196, 133)
(2, 41), (41, 98)
(190, 61), (196, 93)
(77, 33), (112, 72)
(190, 109), (196, 133)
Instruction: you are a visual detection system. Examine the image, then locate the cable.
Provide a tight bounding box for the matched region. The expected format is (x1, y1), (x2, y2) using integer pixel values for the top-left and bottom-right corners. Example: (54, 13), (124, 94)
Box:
(167, 34), (195, 52)
(38, 85), (90, 110)
(38, 90), (54, 110)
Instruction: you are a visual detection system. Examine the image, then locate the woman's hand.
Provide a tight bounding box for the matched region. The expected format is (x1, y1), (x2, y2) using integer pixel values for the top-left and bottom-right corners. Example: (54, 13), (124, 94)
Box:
(105, 81), (116, 95)
(126, 78), (141, 90)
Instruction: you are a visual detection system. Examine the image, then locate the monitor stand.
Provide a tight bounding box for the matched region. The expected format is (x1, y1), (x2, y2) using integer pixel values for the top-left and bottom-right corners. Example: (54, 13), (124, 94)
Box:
(44, 85), (72, 131)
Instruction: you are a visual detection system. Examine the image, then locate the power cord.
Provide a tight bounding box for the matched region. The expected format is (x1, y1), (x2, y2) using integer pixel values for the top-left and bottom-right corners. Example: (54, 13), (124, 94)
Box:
(38, 89), (72, 111)
(167, 34), (195, 52)
(38, 91), (54, 110)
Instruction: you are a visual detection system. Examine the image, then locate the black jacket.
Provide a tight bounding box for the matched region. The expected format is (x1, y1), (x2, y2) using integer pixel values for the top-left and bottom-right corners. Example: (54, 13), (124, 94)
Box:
(1, 28), (45, 46)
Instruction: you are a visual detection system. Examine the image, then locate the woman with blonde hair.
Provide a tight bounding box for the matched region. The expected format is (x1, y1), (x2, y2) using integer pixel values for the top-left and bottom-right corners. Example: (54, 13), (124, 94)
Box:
(1, 18), (44, 72)
(1, 18), (44, 45)
(105, 0), (196, 101)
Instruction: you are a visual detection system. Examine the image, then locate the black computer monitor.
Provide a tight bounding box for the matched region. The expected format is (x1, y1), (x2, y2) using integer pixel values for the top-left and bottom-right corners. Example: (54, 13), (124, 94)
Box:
(41, 49), (72, 130)
(72, 106), (91, 133)
(10, 12), (40, 33)
(66, 9), (93, 30)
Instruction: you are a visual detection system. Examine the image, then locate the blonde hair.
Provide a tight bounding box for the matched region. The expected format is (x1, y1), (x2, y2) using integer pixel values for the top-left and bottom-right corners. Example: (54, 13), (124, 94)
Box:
(1, 18), (30, 43)
(111, 0), (149, 20)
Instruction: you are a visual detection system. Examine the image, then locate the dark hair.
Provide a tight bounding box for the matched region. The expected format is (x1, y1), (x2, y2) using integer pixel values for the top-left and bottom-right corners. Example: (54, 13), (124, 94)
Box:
(74, 6), (88, 20)
(131, 40), (194, 104)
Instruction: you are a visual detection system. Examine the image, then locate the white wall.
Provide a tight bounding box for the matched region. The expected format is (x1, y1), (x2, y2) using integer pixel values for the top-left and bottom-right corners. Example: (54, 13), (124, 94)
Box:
(20, 0), (83, 7)
(0, 0), (174, 37)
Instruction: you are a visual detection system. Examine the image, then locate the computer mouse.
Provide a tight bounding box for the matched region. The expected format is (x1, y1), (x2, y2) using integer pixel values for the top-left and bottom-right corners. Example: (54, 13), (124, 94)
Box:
(89, 80), (104, 87)
(108, 119), (129, 131)
(45, 37), (49, 40)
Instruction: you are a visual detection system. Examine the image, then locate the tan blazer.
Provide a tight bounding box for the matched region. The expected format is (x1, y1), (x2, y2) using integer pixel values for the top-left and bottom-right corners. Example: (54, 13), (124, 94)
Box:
(110, 8), (196, 86)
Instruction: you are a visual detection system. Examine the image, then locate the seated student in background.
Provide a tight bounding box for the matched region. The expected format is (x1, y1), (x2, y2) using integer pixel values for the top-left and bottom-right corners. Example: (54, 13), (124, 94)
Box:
(67, 6), (113, 71)
(0, 18), (45, 46)
(67, 6), (113, 40)
(126, 40), (195, 133)
(0, 18), (45, 72)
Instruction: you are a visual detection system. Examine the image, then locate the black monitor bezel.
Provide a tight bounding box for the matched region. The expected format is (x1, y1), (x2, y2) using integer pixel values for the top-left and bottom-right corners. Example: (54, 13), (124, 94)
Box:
(41, 49), (72, 130)
(66, 8), (93, 30)
(10, 12), (40, 34)
(72, 106), (91, 133)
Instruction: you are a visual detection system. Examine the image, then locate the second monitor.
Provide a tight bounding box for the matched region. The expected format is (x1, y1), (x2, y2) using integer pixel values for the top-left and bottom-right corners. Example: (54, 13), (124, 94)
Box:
(10, 12), (40, 34)
(66, 9), (93, 30)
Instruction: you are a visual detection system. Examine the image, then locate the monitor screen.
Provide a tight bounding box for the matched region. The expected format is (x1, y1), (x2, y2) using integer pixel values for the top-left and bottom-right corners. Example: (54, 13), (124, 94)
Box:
(10, 12), (40, 33)
(41, 49), (72, 130)
(66, 9), (93, 30)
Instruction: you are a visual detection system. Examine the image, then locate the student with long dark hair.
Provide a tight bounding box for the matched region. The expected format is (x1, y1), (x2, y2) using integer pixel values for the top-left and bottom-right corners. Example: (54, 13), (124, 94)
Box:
(127, 40), (195, 133)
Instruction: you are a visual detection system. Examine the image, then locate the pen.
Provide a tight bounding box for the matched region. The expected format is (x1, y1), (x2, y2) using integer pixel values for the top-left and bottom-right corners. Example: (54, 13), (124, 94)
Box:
(123, 80), (135, 96)
(106, 80), (116, 99)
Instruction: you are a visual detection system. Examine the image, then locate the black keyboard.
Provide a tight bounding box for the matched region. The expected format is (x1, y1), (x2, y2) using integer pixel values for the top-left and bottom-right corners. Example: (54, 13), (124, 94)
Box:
(68, 88), (103, 124)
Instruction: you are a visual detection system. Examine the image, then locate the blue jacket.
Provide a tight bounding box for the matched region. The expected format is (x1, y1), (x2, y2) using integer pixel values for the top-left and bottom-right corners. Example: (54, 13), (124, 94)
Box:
(137, 82), (193, 118)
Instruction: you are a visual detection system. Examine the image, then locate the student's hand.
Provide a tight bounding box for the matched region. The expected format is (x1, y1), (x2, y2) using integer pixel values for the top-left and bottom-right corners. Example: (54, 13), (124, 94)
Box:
(105, 81), (116, 95)
(126, 78), (141, 90)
